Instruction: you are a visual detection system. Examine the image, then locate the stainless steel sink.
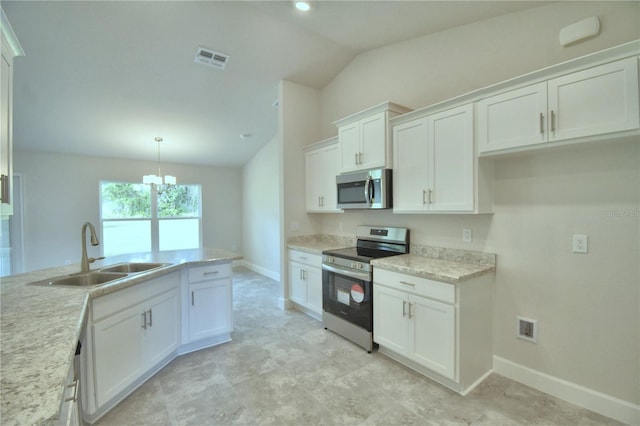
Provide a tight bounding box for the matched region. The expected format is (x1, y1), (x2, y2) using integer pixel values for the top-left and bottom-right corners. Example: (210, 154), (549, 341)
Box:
(28, 262), (170, 288)
(99, 262), (169, 273)
(47, 272), (129, 287)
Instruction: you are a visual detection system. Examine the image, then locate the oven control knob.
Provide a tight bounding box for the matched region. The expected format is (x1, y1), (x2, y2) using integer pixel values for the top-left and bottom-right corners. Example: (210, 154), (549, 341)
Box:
(326, 256), (335, 264)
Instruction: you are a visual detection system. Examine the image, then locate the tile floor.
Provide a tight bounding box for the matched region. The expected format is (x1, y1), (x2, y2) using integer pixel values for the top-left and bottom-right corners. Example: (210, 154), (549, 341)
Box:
(95, 267), (622, 425)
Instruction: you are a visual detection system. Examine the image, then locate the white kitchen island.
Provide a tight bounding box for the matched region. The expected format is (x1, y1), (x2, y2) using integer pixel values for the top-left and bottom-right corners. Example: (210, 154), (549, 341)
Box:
(0, 248), (241, 425)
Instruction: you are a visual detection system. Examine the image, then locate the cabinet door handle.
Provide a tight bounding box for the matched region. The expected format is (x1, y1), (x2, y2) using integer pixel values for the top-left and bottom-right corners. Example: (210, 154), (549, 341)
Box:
(354, 152), (359, 165)
(191, 291), (195, 306)
(148, 309), (152, 327)
(358, 152), (363, 164)
(400, 281), (415, 287)
(422, 189), (427, 205)
(0, 174), (9, 204)
(539, 112), (544, 135)
(142, 311), (147, 330)
(408, 302), (413, 319)
(428, 189), (433, 204)
(402, 300), (407, 317)
(551, 110), (556, 133)
(64, 379), (79, 402)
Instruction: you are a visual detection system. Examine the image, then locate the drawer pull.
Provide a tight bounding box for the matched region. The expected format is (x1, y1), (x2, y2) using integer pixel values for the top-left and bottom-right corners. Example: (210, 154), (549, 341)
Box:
(400, 281), (415, 287)
(204, 271), (219, 276)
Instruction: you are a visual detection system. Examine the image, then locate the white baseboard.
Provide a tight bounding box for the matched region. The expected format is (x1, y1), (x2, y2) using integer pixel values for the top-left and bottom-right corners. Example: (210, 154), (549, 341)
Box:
(493, 356), (640, 426)
(236, 260), (280, 281)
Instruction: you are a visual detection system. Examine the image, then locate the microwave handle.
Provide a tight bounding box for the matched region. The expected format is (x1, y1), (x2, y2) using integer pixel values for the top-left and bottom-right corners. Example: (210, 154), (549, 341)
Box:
(364, 175), (373, 205)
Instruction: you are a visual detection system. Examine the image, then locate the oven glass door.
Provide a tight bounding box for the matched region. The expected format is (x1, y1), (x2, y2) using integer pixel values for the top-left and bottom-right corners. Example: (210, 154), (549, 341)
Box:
(322, 267), (372, 331)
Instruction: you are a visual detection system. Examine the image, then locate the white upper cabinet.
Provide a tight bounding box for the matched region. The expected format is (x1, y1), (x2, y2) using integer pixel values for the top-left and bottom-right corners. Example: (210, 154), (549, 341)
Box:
(0, 9), (25, 217)
(334, 102), (412, 173)
(478, 57), (639, 154)
(547, 57), (639, 141)
(305, 137), (341, 212)
(477, 83), (548, 152)
(393, 104), (475, 213)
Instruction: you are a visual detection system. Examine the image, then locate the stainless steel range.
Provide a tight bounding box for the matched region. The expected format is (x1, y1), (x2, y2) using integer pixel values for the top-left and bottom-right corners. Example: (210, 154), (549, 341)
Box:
(322, 226), (409, 352)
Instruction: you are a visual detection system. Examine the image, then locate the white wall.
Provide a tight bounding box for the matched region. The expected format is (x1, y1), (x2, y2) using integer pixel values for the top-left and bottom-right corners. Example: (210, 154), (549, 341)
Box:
(320, 1), (640, 137)
(308, 0), (639, 409)
(13, 150), (243, 272)
(279, 80), (323, 300)
(242, 136), (281, 279)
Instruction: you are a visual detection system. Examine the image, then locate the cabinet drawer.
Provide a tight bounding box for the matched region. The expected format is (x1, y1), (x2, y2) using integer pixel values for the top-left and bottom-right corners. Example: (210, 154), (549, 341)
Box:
(374, 268), (455, 304)
(288, 250), (322, 267)
(188, 263), (231, 283)
(92, 272), (179, 322)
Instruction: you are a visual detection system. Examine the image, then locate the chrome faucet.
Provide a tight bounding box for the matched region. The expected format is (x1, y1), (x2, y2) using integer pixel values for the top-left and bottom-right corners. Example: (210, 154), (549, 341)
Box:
(80, 221), (104, 273)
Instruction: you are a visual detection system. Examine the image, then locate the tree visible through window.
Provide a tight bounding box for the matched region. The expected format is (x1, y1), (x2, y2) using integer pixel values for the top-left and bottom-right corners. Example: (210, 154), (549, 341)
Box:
(100, 182), (202, 256)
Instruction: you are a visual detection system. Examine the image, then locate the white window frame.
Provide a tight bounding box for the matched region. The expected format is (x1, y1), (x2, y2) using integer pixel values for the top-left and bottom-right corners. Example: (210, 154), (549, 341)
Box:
(99, 180), (203, 255)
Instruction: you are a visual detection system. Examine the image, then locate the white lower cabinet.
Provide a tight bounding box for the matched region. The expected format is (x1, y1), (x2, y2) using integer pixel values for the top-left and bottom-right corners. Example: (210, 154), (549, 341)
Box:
(374, 268), (492, 394)
(410, 293), (455, 379)
(88, 272), (180, 413)
(288, 249), (322, 317)
(184, 263), (233, 347)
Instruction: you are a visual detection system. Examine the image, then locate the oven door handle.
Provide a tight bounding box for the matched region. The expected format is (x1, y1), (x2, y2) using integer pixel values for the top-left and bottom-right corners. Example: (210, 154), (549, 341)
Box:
(322, 264), (370, 282)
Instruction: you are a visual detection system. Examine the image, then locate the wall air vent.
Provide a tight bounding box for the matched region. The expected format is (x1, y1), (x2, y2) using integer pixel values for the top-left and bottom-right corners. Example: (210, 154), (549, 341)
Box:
(194, 47), (229, 70)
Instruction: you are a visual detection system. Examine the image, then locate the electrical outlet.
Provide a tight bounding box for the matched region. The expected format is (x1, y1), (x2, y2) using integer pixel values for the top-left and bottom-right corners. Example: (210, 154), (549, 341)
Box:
(462, 228), (472, 243)
(517, 316), (538, 343)
(572, 234), (588, 253)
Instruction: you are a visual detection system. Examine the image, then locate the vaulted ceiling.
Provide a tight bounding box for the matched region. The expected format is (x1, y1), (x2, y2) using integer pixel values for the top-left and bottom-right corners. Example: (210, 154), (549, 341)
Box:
(4, 1), (545, 166)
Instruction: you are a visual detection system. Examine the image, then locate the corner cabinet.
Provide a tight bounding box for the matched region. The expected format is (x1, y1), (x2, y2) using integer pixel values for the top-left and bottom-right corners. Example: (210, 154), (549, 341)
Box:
(305, 137), (342, 213)
(181, 263), (233, 353)
(84, 272), (180, 418)
(478, 57), (639, 154)
(288, 249), (322, 318)
(0, 9), (25, 217)
(334, 102), (412, 173)
(373, 268), (493, 395)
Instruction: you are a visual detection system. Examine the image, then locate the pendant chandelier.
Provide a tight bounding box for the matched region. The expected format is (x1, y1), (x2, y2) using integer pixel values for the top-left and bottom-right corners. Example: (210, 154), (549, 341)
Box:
(143, 137), (176, 188)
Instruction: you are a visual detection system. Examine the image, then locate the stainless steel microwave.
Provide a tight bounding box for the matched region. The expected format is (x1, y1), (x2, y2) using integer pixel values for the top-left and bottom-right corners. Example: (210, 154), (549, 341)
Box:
(336, 168), (392, 209)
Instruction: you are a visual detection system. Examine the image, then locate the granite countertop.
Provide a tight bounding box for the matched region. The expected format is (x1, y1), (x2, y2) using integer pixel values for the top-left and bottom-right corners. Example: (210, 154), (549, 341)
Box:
(0, 248), (241, 425)
(287, 234), (356, 254)
(372, 245), (496, 284)
(288, 236), (496, 284)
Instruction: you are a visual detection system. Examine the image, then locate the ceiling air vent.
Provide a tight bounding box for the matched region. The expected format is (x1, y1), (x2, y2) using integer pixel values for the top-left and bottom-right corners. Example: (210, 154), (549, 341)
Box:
(194, 47), (229, 70)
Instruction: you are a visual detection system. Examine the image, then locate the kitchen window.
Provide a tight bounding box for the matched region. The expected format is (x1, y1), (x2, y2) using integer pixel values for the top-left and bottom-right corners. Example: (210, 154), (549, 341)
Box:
(100, 181), (202, 256)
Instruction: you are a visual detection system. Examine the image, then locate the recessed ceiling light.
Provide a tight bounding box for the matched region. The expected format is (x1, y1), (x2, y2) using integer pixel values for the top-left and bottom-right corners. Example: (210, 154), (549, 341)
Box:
(295, 1), (310, 12)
